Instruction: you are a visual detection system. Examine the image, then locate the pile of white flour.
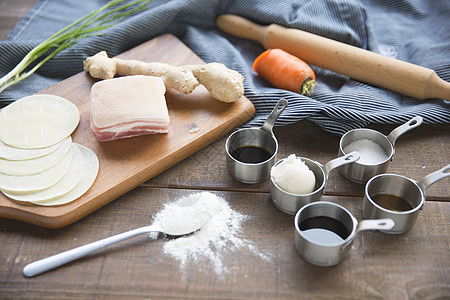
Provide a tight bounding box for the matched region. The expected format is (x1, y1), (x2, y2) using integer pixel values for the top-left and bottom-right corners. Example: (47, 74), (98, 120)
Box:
(151, 192), (270, 276)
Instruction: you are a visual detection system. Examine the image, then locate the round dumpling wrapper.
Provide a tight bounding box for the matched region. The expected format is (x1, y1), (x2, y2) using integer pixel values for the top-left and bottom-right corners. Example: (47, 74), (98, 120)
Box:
(0, 146), (73, 192)
(0, 94), (79, 148)
(2, 143), (84, 202)
(31, 144), (99, 206)
(0, 136), (71, 176)
(0, 136), (69, 161)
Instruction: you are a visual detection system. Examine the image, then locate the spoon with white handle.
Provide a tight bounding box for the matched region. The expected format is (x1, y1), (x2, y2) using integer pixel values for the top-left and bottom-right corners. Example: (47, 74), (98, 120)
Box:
(23, 192), (219, 277)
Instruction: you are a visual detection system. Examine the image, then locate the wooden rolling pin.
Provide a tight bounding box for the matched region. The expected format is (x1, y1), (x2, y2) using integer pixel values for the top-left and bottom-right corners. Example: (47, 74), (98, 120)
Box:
(217, 14), (450, 101)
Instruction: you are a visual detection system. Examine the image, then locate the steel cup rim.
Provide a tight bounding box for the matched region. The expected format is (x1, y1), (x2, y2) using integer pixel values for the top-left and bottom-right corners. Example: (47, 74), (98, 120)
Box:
(225, 127), (278, 166)
(294, 201), (358, 248)
(339, 128), (394, 166)
(364, 173), (425, 215)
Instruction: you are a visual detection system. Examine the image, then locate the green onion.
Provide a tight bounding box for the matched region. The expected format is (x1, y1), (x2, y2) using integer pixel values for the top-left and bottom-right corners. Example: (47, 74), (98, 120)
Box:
(0, 0), (152, 93)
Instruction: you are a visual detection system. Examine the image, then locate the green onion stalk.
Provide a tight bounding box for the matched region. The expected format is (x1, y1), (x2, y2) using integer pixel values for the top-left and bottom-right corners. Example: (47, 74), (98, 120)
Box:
(0, 0), (152, 94)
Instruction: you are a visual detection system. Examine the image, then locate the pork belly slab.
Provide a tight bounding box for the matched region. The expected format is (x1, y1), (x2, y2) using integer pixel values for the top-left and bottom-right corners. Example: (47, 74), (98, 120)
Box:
(90, 75), (170, 142)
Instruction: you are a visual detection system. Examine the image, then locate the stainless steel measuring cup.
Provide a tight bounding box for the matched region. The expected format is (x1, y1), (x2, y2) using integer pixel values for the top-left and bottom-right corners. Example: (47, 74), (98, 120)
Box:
(363, 164), (450, 234)
(270, 152), (360, 215)
(338, 116), (423, 183)
(225, 98), (288, 184)
(294, 201), (394, 267)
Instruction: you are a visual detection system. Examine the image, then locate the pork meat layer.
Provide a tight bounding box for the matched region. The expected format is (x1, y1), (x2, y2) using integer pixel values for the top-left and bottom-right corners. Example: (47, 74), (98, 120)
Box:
(90, 75), (170, 142)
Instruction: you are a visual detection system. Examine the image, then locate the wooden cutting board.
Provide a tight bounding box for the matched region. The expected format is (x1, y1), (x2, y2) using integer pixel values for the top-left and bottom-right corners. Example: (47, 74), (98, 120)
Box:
(0, 34), (255, 228)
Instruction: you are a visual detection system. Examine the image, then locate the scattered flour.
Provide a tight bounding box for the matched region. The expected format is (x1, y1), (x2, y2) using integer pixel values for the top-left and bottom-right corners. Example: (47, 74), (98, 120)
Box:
(150, 192), (271, 276)
(344, 138), (389, 165)
(378, 44), (398, 58)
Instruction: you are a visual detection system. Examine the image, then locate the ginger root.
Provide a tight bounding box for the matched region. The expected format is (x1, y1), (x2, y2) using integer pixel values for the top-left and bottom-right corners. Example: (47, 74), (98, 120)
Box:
(83, 51), (244, 103)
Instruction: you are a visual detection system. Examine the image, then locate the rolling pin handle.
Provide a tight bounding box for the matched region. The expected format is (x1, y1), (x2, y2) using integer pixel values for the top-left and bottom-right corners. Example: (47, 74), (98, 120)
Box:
(217, 14), (266, 44)
(423, 72), (450, 101)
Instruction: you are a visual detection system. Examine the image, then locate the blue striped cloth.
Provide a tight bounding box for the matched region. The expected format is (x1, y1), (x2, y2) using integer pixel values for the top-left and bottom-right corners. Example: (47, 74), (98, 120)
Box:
(1, 0), (449, 135)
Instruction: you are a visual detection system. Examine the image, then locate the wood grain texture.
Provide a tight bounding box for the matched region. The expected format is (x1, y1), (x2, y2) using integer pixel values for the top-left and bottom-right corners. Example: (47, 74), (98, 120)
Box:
(0, 0), (37, 40)
(1, 188), (449, 299)
(1, 2), (449, 299)
(0, 34), (255, 228)
(145, 120), (450, 201)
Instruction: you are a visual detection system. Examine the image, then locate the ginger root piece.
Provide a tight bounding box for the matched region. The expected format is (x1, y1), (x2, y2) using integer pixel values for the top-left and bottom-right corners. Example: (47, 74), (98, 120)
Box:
(188, 63), (245, 104)
(83, 51), (244, 103)
(113, 58), (199, 95)
(83, 51), (117, 79)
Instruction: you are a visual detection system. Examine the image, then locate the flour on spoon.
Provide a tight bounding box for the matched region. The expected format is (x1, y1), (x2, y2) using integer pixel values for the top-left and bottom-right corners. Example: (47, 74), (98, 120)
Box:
(152, 192), (219, 236)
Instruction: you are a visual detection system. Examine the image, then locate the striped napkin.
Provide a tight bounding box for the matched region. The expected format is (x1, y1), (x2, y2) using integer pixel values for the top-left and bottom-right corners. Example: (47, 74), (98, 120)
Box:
(1, 0), (449, 135)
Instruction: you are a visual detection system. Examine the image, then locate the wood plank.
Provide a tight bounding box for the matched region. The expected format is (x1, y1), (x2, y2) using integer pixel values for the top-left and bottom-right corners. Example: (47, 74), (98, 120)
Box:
(145, 120), (450, 200)
(1, 187), (449, 299)
(1, 2), (448, 299)
(0, 34), (255, 228)
(0, 0), (37, 40)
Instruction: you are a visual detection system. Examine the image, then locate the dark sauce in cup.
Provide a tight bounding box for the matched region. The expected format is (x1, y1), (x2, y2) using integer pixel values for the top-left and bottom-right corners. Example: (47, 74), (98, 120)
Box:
(371, 193), (414, 212)
(230, 146), (272, 164)
(299, 216), (350, 245)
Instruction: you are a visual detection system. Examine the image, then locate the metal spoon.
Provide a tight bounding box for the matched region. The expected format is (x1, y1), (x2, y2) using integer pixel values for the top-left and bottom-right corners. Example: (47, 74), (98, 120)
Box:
(23, 194), (219, 277)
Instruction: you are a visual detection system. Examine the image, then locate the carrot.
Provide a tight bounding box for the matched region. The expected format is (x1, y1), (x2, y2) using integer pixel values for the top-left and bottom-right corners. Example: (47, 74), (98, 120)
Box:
(253, 48), (316, 96)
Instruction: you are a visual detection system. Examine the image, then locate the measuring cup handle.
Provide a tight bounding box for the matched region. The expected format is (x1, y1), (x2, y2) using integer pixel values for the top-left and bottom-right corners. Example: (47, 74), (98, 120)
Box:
(340, 218), (394, 251)
(260, 98), (288, 135)
(387, 116), (423, 146)
(356, 218), (395, 233)
(323, 151), (360, 179)
(417, 164), (450, 194)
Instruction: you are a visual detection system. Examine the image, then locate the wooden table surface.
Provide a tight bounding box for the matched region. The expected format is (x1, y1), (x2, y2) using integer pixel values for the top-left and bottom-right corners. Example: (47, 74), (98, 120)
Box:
(1, 1), (449, 299)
